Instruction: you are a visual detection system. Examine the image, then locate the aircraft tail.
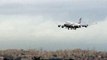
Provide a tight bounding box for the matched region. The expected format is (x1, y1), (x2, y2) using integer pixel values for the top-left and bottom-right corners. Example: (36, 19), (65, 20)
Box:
(78, 18), (82, 24)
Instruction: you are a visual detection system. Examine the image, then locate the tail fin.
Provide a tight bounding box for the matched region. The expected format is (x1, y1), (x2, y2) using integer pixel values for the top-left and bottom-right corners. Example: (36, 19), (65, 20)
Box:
(78, 18), (82, 24)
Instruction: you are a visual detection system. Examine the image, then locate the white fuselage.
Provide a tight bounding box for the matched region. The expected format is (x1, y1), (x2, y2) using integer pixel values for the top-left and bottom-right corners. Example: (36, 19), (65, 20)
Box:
(65, 21), (81, 26)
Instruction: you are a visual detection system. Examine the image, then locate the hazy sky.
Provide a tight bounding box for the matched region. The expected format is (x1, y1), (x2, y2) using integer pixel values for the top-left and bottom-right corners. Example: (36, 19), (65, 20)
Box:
(0, 0), (107, 51)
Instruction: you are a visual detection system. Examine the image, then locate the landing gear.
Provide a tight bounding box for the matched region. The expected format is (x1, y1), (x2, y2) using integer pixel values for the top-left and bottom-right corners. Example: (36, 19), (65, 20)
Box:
(74, 28), (76, 30)
(68, 28), (70, 30)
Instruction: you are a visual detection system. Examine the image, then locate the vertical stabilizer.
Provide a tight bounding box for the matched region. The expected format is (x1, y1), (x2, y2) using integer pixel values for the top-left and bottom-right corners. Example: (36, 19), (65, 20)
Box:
(78, 18), (82, 24)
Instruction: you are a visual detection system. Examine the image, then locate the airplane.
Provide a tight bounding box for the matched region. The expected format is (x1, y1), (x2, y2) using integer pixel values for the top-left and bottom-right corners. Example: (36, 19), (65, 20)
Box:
(58, 18), (88, 30)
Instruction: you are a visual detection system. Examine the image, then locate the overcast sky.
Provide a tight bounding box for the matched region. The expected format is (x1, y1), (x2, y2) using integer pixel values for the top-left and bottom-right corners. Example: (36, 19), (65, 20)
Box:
(0, 0), (107, 51)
